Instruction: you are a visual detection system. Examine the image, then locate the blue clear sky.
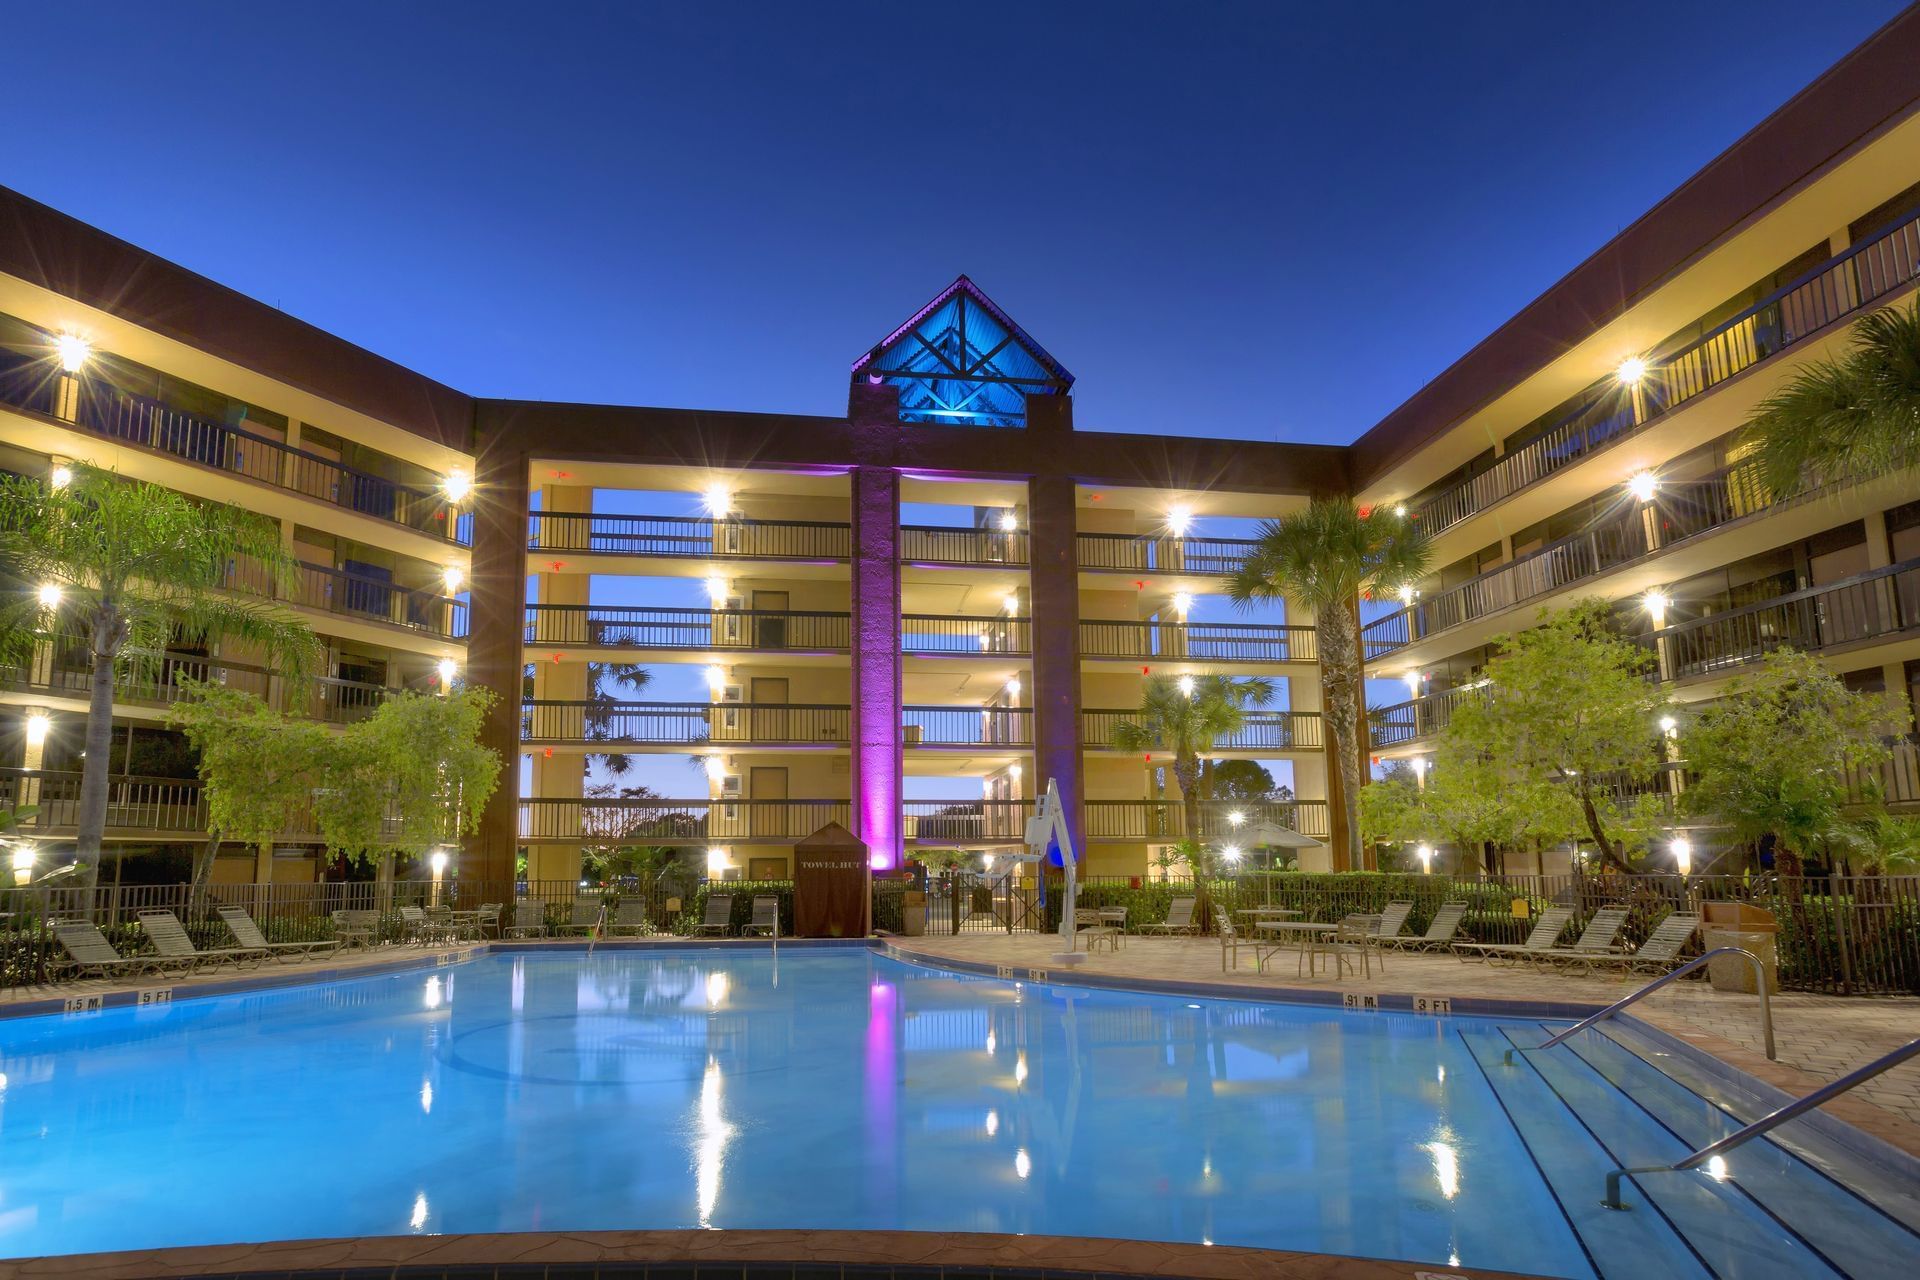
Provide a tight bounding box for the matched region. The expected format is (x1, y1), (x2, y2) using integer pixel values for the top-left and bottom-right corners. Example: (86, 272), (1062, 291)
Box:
(2, 1), (1905, 444)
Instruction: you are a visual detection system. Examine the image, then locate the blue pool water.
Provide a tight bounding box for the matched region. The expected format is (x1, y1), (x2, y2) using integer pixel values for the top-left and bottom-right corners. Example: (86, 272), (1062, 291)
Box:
(0, 949), (1913, 1276)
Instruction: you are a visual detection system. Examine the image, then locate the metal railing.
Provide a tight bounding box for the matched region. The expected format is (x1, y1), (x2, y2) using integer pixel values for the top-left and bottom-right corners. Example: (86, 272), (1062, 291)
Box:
(520, 797), (851, 842)
(1076, 533), (1259, 576)
(521, 700), (851, 745)
(282, 562), (468, 640)
(1602, 1036), (1920, 1210)
(1647, 558), (1920, 680)
(1504, 947), (1775, 1066)
(1081, 708), (1322, 751)
(902, 705), (1034, 747)
(903, 799), (1035, 842)
(900, 614), (1033, 655)
(1083, 799), (1330, 841)
(0, 355), (467, 545)
(1413, 204), (1920, 537)
(523, 604), (851, 651)
(899, 526), (1030, 566)
(0, 768), (319, 838)
(1079, 619), (1313, 662)
(1366, 683), (1488, 749)
(529, 512), (851, 560)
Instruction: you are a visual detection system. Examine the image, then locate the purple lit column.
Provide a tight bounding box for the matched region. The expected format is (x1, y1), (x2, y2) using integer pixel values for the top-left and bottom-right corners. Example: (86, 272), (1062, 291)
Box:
(850, 464), (903, 870)
(1027, 468), (1084, 859)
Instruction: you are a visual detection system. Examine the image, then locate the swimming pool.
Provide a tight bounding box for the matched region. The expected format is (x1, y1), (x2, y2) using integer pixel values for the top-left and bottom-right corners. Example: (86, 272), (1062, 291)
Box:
(0, 948), (1912, 1276)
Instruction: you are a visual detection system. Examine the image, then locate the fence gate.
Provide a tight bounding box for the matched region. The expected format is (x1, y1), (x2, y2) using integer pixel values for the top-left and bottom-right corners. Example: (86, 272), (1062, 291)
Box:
(927, 872), (1046, 934)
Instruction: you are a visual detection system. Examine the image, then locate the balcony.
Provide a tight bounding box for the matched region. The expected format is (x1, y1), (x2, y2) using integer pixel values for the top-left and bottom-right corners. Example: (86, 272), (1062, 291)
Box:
(1083, 799), (1330, 842)
(1076, 533), (1258, 576)
(529, 512), (851, 561)
(902, 705), (1033, 747)
(1081, 709), (1323, 751)
(900, 525), (1029, 566)
(1649, 558), (1920, 681)
(0, 352), (467, 546)
(1365, 456), (1783, 660)
(903, 799), (1034, 844)
(901, 615), (1032, 656)
(520, 797), (851, 843)
(1411, 204), (1920, 538)
(1366, 683), (1487, 750)
(1079, 619), (1313, 663)
(522, 700), (850, 746)
(0, 769), (318, 840)
(284, 562), (468, 641)
(524, 605), (851, 653)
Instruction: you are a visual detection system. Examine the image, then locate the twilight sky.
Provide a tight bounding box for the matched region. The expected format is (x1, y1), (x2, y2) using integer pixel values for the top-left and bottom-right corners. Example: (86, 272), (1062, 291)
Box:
(1, 1), (1904, 445)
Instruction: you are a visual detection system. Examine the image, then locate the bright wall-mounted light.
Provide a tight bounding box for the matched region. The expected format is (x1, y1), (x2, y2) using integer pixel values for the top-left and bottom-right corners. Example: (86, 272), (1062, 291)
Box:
(441, 566), (465, 593)
(1416, 843), (1434, 874)
(1220, 845), (1243, 864)
(442, 471), (472, 503)
(10, 843), (34, 886)
(998, 510), (1018, 532)
(706, 576), (729, 604)
(1002, 592), (1020, 616)
(707, 845), (730, 876)
(25, 713), (51, 747)
(1166, 505), (1193, 537)
(1616, 356), (1649, 385)
(36, 583), (61, 610)
(705, 756), (726, 784)
(54, 333), (90, 374)
(1411, 756), (1429, 779)
(704, 483), (733, 517)
(1177, 674), (1196, 698)
(1004, 677), (1022, 700)
(1008, 764), (1023, 782)
(1170, 591), (1194, 618)
(1671, 836), (1692, 876)
(1627, 471), (1658, 503)
(1227, 809), (1245, 827)
(49, 464), (73, 489)
(1403, 670), (1423, 700)
(428, 848), (450, 876)
(1644, 590), (1670, 627)
(705, 664), (726, 694)
(436, 658), (458, 686)
(1658, 714), (1677, 735)
(1398, 584), (1416, 605)
(1393, 503), (1408, 518)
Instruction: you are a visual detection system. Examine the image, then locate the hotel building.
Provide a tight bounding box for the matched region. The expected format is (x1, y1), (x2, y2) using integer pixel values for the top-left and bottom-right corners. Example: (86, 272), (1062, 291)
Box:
(3, 11), (1919, 885)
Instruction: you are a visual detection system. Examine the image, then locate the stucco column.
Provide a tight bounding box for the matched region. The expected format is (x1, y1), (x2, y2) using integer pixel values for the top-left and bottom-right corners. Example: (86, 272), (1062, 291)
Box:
(468, 439), (531, 888)
(1027, 472), (1083, 859)
(849, 465), (902, 870)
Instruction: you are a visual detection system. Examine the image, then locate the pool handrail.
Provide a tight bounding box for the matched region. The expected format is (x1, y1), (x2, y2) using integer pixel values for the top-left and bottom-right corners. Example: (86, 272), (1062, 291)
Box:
(1502, 946), (1774, 1065)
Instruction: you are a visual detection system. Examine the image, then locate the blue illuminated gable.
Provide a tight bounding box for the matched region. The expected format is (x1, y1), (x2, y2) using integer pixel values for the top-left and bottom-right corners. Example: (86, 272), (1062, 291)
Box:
(851, 276), (1073, 427)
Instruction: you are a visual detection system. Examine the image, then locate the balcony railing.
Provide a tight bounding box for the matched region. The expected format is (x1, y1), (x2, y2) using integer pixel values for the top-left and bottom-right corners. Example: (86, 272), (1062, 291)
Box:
(1076, 533), (1258, 576)
(1368, 459), (1780, 658)
(1365, 683), (1488, 750)
(524, 605), (851, 652)
(900, 615), (1033, 655)
(0, 350), (467, 545)
(521, 700), (850, 745)
(903, 799), (1034, 843)
(520, 797), (851, 842)
(0, 768), (325, 838)
(1081, 709), (1323, 751)
(528, 512), (851, 560)
(1079, 619), (1313, 663)
(899, 526), (1030, 566)
(902, 705), (1034, 747)
(1412, 204), (1920, 538)
(1083, 799), (1330, 841)
(1648, 558), (1920, 681)
(274, 562), (468, 640)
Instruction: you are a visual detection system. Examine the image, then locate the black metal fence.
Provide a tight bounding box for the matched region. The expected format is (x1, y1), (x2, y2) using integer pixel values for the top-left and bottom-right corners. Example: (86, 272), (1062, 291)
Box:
(529, 512), (851, 560)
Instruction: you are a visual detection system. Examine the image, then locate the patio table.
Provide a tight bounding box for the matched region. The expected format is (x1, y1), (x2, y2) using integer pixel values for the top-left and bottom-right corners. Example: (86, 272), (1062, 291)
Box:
(1254, 920), (1338, 976)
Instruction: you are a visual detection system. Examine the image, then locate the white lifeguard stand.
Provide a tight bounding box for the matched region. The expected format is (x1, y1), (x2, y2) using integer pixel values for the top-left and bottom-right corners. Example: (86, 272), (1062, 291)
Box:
(1023, 777), (1085, 966)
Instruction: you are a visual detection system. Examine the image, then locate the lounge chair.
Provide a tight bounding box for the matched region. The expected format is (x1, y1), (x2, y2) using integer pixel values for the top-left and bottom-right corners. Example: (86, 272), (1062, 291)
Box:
(137, 909), (266, 970)
(742, 895), (781, 937)
(606, 900), (655, 937)
(1379, 901), (1467, 951)
(1453, 907), (1574, 964)
(1140, 896), (1197, 935)
(1532, 906), (1632, 970)
(216, 905), (342, 963)
(1582, 912), (1701, 975)
(49, 920), (184, 979)
(694, 893), (736, 936)
(1373, 901), (1415, 942)
(504, 898), (547, 938)
(554, 897), (603, 936)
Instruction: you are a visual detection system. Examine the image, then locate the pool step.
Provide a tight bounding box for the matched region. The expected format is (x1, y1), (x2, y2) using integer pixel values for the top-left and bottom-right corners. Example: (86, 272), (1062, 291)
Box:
(1566, 1026), (1920, 1280)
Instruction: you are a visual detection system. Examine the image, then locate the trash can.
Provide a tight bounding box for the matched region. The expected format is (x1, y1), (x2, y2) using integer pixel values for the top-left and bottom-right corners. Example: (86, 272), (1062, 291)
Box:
(1701, 902), (1779, 994)
(902, 890), (926, 937)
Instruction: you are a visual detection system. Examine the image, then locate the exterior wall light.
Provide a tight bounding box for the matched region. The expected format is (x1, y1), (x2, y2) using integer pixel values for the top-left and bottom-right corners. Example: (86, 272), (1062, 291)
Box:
(998, 511), (1018, 532)
(1166, 506), (1193, 538)
(436, 658), (458, 688)
(1002, 592), (1019, 616)
(1627, 471), (1658, 503)
(707, 845), (730, 876)
(54, 334), (90, 373)
(441, 566), (465, 593)
(1170, 591), (1194, 618)
(442, 472), (472, 503)
(1393, 504), (1408, 518)
(705, 756), (726, 784)
(10, 844), (33, 886)
(428, 848), (450, 876)
(1008, 764), (1023, 782)
(1398, 584), (1416, 605)
(1227, 809), (1245, 827)
(705, 664), (726, 694)
(1658, 714), (1677, 735)
(704, 484), (733, 517)
(706, 576), (729, 604)
(25, 713), (51, 747)
(49, 464), (73, 489)
(1004, 677), (1021, 700)
(1616, 356), (1648, 385)
(1177, 674), (1196, 698)
(1671, 836), (1692, 876)
(1416, 843), (1434, 874)
(1221, 845), (1243, 863)
(1403, 670), (1423, 700)
(37, 583), (62, 609)
(1644, 590), (1670, 628)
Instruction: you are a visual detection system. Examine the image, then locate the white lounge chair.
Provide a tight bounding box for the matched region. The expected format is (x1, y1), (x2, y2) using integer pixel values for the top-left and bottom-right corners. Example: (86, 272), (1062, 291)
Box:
(49, 920), (185, 979)
(1453, 907), (1574, 964)
(1140, 897), (1197, 935)
(1378, 901), (1467, 951)
(694, 893), (735, 936)
(1582, 913), (1701, 975)
(606, 900), (655, 936)
(1373, 901), (1415, 941)
(137, 909), (266, 970)
(505, 898), (547, 938)
(216, 905), (342, 963)
(555, 897), (603, 936)
(1532, 906), (1633, 970)
(742, 895), (781, 937)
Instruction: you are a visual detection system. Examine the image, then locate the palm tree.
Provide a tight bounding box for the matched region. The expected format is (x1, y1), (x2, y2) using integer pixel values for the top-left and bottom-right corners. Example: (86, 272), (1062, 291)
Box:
(1111, 673), (1274, 923)
(0, 464), (318, 884)
(1742, 299), (1920, 499)
(585, 661), (654, 776)
(1227, 499), (1428, 870)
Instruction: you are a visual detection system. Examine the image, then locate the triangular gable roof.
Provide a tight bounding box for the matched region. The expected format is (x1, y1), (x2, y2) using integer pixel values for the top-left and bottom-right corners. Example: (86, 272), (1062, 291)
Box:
(851, 275), (1073, 427)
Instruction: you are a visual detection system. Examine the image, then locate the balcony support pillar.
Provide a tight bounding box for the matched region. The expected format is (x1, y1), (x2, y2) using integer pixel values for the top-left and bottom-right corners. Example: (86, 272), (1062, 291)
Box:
(849, 459), (903, 872)
(469, 439), (532, 888)
(1028, 468), (1084, 859)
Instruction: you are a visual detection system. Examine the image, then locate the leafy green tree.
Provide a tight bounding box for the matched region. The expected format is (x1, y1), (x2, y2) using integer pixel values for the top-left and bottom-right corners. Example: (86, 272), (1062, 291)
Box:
(1743, 299), (1920, 499)
(1446, 600), (1670, 871)
(1360, 750), (1570, 873)
(1210, 758), (1292, 802)
(1227, 500), (1428, 869)
(0, 464), (318, 883)
(1681, 650), (1903, 876)
(169, 680), (332, 896)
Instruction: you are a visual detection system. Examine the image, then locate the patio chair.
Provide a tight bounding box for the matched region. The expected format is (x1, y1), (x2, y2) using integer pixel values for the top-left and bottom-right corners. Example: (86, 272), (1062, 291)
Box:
(694, 893), (736, 936)
(742, 895), (781, 938)
(398, 905), (453, 946)
(475, 903), (504, 939)
(1532, 906), (1632, 971)
(607, 900), (655, 937)
(1378, 901), (1468, 951)
(1452, 907), (1574, 965)
(1218, 917), (1281, 973)
(330, 909), (380, 949)
(1309, 913), (1380, 979)
(1582, 912), (1701, 975)
(504, 898), (547, 938)
(1074, 907), (1119, 952)
(555, 897), (604, 936)
(1373, 901), (1415, 941)
(49, 920), (185, 979)
(216, 905), (342, 963)
(137, 909), (266, 970)
(1139, 896), (1197, 935)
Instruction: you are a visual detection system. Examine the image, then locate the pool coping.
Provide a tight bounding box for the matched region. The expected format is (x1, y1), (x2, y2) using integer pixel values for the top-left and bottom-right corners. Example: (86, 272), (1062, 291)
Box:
(0, 1227), (1546, 1280)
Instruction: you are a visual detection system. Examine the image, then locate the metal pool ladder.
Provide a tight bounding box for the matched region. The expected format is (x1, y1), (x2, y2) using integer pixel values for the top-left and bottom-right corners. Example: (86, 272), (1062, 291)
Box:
(1502, 946), (1775, 1067)
(1602, 1035), (1920, 1210)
